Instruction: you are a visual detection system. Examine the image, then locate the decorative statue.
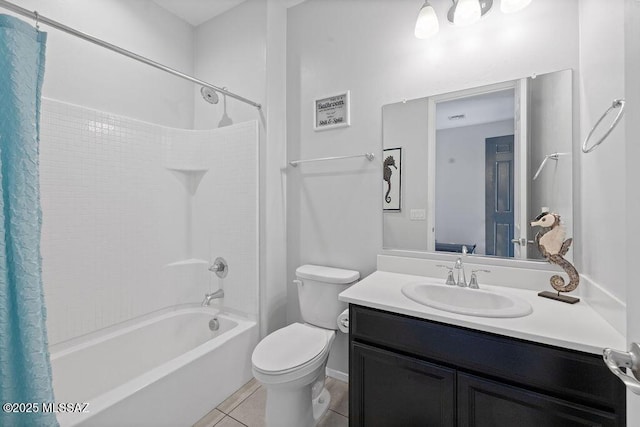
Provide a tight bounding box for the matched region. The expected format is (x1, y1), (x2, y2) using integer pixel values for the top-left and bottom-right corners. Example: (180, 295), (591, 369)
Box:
(530, 212), (580, 304)
(383, 155), (397, 204)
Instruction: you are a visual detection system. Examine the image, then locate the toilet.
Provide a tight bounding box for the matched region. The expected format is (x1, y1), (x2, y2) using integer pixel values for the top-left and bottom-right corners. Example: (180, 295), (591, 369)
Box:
(251, 264), (359, 427)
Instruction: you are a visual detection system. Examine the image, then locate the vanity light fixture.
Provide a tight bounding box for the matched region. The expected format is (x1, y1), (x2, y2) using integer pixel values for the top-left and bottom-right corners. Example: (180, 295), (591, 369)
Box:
(415, 1), (440, 39)
(500, 0), (532, 13)
(450, 0), (484, 26)
(415, 0), (532, 38)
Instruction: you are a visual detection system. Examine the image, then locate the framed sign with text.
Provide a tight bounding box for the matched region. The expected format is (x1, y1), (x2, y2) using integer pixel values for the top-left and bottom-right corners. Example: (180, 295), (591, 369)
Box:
(314, 91), (351, 131)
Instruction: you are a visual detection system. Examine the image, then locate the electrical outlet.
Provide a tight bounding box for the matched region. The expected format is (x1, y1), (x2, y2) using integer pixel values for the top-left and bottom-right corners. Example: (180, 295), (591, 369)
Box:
(410, 209), (426, 221)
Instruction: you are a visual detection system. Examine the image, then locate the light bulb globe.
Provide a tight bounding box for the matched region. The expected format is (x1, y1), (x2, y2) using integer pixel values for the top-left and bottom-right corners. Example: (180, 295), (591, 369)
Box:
(501, 0), (532, 14)
(415, 2), (440, 39)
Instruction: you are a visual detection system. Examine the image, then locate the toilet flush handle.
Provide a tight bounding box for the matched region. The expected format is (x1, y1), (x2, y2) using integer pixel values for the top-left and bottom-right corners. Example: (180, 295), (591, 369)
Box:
(293, 279), (302, 287)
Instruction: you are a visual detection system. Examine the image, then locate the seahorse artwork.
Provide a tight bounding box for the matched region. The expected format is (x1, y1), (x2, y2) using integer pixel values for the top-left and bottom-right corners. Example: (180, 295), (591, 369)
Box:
(530, 212), (580, 304)
(383, 155), (397, 204)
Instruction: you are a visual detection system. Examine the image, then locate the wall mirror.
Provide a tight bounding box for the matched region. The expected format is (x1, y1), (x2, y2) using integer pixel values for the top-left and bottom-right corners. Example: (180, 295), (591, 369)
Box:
(382, 69), (573, 261)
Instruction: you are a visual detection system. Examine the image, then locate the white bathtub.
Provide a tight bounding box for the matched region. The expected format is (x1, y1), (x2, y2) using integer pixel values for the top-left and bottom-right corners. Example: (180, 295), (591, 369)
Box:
(49, 305), (258, 427)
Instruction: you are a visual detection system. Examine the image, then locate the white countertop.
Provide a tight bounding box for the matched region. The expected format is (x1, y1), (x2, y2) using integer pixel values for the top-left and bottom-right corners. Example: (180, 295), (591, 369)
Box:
(339, 271), (625, 355)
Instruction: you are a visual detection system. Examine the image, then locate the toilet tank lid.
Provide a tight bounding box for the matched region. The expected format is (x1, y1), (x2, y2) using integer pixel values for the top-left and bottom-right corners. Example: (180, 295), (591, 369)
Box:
(296, 265), (360, 284)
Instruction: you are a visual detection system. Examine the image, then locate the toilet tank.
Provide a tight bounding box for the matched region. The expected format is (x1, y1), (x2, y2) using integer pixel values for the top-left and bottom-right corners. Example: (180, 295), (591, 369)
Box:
(295, 265), (360, 330)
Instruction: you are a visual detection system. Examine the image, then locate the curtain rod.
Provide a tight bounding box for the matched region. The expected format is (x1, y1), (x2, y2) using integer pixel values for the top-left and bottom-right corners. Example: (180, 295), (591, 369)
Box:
(0, 0), (262, 110)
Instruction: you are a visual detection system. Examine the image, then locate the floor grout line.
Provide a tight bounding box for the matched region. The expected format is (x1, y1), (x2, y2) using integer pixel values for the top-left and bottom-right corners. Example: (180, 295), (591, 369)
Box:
(327, 408), (348, 418)
(227, 383), (261, 415)
(216, 380), (262, 416)
(212, 414), (249, 427)
(228, 414), (249, 426)
(205, 379), (349, 426)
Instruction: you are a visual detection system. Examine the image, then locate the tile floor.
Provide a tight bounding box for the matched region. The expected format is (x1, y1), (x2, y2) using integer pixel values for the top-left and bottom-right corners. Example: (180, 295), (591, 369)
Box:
(193, 377), (349, 427)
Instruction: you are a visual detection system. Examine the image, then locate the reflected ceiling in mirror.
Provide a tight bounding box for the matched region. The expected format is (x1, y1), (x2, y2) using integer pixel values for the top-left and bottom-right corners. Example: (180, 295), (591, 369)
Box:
(382, 69), (573, 262)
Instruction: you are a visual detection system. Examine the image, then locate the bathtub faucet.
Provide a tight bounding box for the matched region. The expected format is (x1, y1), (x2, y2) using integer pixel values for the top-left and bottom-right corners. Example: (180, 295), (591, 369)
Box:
(202, 289), (224, 306)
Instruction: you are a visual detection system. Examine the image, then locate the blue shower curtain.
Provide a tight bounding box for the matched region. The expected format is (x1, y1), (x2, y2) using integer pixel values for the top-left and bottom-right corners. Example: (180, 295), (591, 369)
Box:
(0, 14), (58, 427)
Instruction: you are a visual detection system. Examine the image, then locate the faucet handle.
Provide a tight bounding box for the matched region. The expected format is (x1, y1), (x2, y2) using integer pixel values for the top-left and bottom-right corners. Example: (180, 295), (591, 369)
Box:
(209, 257), (228, 278)
(436, 264), (456, 286)
(469, 269), (490, 289)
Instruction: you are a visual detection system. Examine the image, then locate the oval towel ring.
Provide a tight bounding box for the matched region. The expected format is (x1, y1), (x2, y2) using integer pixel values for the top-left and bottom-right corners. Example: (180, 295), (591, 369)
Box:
(582, 98), (625, 153)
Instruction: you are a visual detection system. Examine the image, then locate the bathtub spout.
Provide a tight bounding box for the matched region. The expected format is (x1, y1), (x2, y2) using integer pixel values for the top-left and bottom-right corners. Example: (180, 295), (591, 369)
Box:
(202, 289), (224, 306)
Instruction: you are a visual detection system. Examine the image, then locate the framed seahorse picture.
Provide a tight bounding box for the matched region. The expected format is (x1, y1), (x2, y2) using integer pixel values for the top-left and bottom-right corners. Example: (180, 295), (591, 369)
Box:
(383, 147), (402, 211)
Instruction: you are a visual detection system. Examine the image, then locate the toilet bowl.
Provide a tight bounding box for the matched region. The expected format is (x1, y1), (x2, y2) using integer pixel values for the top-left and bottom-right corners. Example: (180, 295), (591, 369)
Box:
(251, 265), (359, 427)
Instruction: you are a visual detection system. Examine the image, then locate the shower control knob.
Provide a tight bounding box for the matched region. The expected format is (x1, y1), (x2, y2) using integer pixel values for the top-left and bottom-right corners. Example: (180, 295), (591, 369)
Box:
(209, 257), (228, 278)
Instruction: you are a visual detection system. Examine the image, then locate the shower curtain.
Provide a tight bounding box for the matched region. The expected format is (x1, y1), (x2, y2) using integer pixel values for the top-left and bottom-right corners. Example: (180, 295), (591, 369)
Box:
(0, 14), (58, 427)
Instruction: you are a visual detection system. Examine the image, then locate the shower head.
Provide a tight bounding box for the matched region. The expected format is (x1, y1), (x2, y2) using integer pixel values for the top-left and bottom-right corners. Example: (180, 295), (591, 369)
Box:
(200, 87), (219, 104)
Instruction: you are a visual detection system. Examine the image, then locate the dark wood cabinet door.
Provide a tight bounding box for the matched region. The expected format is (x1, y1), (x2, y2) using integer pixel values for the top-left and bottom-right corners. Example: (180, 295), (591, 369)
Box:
(457, 372), (621, 427)
(350, 305), (625, 414)
(350, 342), (456, 427)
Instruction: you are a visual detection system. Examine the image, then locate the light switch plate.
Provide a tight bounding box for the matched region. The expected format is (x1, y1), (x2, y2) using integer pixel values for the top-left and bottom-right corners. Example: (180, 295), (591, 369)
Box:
(410, 209), (426, 221)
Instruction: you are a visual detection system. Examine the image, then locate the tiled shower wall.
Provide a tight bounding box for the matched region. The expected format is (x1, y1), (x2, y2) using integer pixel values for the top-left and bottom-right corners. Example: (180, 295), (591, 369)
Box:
(40, 99), (258, 345)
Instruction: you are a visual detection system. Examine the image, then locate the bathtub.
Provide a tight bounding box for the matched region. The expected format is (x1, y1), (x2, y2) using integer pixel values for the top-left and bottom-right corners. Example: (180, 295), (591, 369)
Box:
(49, 305), (258, 427)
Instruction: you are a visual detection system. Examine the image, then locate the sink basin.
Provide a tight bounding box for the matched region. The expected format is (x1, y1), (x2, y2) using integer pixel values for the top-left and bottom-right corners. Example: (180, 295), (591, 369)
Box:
(401, 282), (533, 318)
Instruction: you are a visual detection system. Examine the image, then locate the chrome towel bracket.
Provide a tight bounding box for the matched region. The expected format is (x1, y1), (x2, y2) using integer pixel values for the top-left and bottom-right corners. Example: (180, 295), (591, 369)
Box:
(603, 342), (640, 395)
(532, 152), (570, 180)
(582, 98), (625, 154)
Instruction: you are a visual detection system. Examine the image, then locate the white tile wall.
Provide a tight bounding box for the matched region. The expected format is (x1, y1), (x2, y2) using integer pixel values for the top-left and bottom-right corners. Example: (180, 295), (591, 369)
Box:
(39, 99), (259, 345)
(191, 122), (260, 318)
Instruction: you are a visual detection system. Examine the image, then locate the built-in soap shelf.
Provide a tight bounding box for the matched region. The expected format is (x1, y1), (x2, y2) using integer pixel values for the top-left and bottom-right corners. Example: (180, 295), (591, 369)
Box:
(165, 167), (208, 195)
(164, 258), (209, 268)
(165, 167), (208, 173)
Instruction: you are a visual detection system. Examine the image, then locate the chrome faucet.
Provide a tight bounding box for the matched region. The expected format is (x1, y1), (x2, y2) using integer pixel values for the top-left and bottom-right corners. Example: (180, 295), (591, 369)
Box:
(202, 289), (224, 306)
(454, 245), (468, 287)
(454, 257), (467, 287)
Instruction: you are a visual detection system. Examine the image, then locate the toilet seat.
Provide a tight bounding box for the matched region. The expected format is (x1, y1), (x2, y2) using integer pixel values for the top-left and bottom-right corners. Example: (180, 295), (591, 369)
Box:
(252, 323), (333, 375)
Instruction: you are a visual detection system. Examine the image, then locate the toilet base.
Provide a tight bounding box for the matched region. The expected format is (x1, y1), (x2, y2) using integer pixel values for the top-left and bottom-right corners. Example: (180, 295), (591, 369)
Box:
(312, 388), (331, 424)
(264, 384), (331, 427)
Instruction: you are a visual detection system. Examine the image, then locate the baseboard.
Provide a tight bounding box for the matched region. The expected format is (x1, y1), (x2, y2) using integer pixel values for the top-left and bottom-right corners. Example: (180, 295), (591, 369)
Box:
(580, 274), (626, 336)
(326, 367), (348, 383)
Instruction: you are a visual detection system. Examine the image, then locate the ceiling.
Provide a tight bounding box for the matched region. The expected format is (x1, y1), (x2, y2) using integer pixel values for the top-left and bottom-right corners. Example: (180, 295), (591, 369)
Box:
(153, 0), (308, 27)
(152, 0), (248, 26)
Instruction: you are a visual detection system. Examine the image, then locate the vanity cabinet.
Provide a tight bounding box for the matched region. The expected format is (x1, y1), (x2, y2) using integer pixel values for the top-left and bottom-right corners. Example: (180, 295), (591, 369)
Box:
(349, 305), (626, 427)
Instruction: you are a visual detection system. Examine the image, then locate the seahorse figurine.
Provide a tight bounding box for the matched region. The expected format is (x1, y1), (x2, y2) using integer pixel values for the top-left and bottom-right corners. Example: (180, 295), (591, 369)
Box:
(530, 212), (580, 294)
(383, 155), (397, 203)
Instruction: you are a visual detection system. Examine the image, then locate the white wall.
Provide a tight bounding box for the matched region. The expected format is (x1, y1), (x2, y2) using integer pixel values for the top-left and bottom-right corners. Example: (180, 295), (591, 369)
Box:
(193, 0), (266, 130)
(40, 100), (259, 345)
(193, 0), (289, 339)
(263, 0), (289, 336)
(287, 0), (579, 374)
(186, 122), (260, 319)
(40, 100), (186, 344)
(625, 0), (640, 421)
(435, 120), (514, 255)
(6, 0), (195, 128)
(15, 0), (287, 343)
(528, 70), (574, 261)
(578, 0), (626, 303)
(382, 98), (429, 251)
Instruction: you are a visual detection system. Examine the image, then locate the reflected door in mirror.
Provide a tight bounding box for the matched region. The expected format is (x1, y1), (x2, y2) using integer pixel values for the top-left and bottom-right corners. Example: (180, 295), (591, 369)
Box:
(485, 135), (514, 257)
